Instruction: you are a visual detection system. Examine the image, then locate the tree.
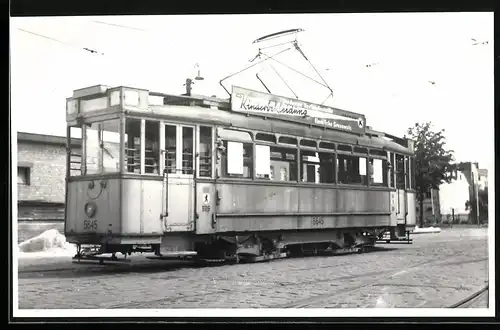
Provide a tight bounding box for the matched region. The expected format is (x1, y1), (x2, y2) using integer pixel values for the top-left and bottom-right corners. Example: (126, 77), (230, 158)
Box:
(477, 186), (488, 224)
(407, 122), (455, 227)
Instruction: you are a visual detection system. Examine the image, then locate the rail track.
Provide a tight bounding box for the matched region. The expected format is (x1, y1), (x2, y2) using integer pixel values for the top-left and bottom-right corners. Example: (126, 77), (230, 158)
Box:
(17, 245), (388, 278)
(102, 255), (488, 309)
(448, 284), (489, 308)
(276, 256), (488, 308)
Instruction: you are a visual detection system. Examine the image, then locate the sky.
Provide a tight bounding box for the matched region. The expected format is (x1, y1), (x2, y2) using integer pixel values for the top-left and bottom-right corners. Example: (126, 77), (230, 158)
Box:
(10, 13), (494, 170)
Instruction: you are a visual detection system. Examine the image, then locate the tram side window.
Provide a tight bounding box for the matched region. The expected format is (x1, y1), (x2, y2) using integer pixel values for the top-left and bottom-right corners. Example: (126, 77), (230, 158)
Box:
(270, 147), (298, 182)
(395, 154), (405, 189)
(301, 150), (319, 183)
(319, 153), (336, 184)
(301, 150), (335, 184)
(125, 119), (141, 173)
(145, 121), (160, 175)
(221, 141), (253, 178)
(165, 125), (177, 174)
(199, 126), (213, 177)
(101, 120), (121, 173)
(369, 158), (388, 186)
(68, 127), (82, 176)
(85, 123), (100, 175)
(255, 145), (271, 179)
(337, 154), (367, 185)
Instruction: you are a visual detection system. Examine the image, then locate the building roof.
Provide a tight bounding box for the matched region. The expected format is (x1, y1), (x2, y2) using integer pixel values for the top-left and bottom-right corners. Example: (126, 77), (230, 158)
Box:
(17, 132), (81, 147)
(479, 169), (488, 177)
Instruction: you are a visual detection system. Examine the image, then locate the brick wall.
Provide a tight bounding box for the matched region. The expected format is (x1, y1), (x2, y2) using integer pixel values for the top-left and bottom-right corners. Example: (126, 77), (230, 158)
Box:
(17, 141), (67, 203)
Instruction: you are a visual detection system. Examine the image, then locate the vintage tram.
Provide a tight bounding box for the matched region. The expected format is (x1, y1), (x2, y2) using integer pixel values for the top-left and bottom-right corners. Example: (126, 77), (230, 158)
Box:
(65, 84), (417, 263)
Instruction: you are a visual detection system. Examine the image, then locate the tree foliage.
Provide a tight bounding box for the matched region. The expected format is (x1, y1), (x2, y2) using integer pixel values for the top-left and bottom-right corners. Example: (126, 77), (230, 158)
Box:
(477, 186), (488, 223)
(406, 122), (455, 226)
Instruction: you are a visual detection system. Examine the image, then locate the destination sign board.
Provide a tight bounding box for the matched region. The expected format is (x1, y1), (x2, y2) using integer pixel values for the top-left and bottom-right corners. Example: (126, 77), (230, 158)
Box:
(230, 86), (366, 134)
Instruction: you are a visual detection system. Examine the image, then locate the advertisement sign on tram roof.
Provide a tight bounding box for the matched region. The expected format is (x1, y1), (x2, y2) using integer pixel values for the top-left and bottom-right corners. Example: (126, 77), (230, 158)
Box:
(230, 86), (366, 135)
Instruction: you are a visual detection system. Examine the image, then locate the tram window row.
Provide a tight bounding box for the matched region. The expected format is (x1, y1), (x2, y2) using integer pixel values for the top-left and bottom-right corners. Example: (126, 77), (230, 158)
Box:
(67, 119), (415, 190)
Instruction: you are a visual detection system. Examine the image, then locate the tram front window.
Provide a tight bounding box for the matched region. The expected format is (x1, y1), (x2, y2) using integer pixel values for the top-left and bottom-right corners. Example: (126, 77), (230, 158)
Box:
(199, 126), (213, 177)
(125, 118), (141, 173)
(84, 119), (121, 175)
(101, 120), (121, 173)
(68, 126), (83, 176)
(165, 125), (177, 174)
(182, 126), (194, 175)
(85, 123), (100, 175)
(145, 121), (160, 175)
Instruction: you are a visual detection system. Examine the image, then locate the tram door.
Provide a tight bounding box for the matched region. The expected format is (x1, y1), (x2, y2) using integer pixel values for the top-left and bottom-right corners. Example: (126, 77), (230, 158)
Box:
(395, 154), (407, 232)
(161, 124), (196, 232)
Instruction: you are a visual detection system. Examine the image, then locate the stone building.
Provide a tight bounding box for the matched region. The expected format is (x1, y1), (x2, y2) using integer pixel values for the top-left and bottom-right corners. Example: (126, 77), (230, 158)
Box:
(16, 132), (81, 242)
(416, 162), (487, 226)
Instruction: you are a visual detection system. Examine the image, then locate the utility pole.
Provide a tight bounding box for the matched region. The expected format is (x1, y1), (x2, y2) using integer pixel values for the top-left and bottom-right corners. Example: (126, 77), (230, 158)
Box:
(430, 188), (435, 225)
(470, 167), (480, 226)
(474, 172), (480, 226)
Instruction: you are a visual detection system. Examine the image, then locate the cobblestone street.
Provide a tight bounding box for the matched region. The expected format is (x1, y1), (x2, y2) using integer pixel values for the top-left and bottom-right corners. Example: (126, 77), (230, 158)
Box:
(17, 227), (489, 309)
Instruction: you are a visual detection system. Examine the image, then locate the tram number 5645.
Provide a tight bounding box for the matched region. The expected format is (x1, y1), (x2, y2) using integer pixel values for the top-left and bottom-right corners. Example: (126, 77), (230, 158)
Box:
(84, 219), (98, 231)
(311, 217), (324, 226)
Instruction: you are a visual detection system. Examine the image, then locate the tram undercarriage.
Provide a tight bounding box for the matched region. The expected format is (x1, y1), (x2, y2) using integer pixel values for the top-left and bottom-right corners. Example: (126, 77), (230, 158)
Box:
(71, 226), (410, 264)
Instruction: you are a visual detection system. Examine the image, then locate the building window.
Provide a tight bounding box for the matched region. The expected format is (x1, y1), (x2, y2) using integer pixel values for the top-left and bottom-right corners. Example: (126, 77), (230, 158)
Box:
(18, 166), (30, 185)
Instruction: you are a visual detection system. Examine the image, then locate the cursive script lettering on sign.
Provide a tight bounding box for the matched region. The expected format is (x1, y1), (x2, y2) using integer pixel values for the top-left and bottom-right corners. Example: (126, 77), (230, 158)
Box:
(240, 96), (308, 116)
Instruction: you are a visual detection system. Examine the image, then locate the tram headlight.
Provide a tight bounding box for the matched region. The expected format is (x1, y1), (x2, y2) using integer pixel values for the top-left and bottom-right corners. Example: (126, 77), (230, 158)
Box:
(84, 202), (97, 218)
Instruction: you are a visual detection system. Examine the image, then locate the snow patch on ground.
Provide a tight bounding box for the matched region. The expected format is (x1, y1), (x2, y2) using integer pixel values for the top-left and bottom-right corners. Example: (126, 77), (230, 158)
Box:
(17, 229), (77, 259)
(411, 226), (442, 234)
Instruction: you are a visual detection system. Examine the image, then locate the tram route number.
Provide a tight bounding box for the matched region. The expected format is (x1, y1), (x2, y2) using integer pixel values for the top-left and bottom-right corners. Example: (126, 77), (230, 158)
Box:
(84, 219), (98, 231)
(311, 217), (324, 226)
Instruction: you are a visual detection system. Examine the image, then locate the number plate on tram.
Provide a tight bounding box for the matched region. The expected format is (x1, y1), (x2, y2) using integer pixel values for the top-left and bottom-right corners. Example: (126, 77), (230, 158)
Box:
(83, 219), (98, 231)
(312, 217), (324, 226)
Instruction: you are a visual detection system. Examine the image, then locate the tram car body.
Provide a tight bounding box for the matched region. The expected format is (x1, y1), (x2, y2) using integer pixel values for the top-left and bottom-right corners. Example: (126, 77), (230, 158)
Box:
(64, 85), (417, 261)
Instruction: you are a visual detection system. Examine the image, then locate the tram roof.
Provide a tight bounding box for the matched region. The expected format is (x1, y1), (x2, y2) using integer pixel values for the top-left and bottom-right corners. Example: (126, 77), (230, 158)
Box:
(68, 84), (414, 154)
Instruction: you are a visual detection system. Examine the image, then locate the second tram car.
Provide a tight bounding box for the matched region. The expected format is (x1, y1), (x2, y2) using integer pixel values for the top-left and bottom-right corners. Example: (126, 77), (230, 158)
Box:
(65, 84), (417, 262)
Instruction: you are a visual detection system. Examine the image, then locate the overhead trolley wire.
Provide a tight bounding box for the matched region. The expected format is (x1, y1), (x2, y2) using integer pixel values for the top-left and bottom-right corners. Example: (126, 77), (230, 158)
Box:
(90, 20), (145, 32)
(292, 40), (334, 101)
(258, 51), (329, 90)
(16, 28), (105, 56)
(219, 47), (293, 96)
(270, 64), (299, 99)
